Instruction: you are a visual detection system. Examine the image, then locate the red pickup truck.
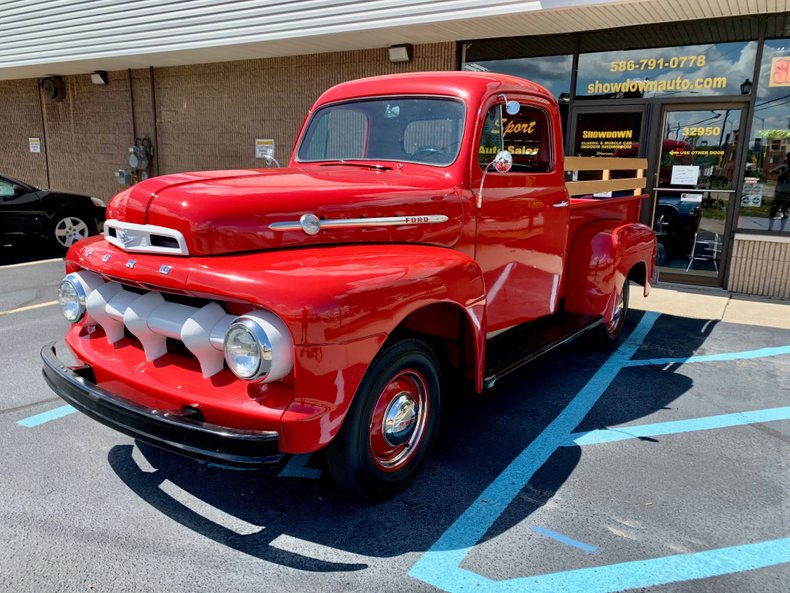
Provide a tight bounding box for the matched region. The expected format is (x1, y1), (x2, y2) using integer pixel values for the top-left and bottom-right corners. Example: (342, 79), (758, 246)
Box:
(42, 72), (655, 498)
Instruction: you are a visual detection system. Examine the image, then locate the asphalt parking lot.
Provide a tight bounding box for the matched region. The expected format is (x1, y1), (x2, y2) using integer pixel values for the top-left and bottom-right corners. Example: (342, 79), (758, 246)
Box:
(1, 257), (788, 593)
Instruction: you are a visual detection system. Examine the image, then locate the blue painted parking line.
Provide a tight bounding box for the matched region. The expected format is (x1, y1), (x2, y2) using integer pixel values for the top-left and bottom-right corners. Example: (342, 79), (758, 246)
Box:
(278, 454), (322, 479)
(624, 344), (790, 367)
(17, 404), (76, 427)
(566, 406), (790, 446)
(409, 312), (790, 592)
(413, 538), (790, 593)
(410, 312), (660, 586)
(530, 526), (598, 554)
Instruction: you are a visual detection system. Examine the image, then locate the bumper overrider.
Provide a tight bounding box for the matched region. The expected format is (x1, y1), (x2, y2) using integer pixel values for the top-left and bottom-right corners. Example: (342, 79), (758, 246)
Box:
(41, 343), (282, 468)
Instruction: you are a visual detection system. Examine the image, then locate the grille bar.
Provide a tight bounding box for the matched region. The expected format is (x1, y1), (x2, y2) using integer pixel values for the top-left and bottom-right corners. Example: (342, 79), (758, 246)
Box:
(75, 270), (234, 378)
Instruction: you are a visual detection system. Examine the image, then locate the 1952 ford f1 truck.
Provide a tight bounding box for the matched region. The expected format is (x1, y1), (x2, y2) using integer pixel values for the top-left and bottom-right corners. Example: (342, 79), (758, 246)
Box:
(42, 72), (655, 498)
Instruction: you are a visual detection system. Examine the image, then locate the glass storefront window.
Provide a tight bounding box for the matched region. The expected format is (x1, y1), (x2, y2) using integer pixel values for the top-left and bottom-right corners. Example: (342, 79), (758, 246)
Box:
(654, 108), (742, 276)
(574, 111), (642, 157)
(739, 38), (790, 233)
(576, 42), (757, 99)
(463, 55), (572, 99)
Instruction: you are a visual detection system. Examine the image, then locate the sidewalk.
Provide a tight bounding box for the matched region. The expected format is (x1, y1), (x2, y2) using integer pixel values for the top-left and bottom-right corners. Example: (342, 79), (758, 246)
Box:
(631, 283), (790, 330)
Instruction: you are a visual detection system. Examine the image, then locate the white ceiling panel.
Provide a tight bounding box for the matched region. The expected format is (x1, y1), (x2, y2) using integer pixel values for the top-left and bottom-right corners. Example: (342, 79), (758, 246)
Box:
(0, 0), (786, 80)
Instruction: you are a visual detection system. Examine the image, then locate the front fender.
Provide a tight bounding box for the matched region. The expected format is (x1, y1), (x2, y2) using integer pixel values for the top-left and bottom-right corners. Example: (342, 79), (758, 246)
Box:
(188, 244), (486, 453)
(564, 221), (655, 323)
(66, 241), (487, 454)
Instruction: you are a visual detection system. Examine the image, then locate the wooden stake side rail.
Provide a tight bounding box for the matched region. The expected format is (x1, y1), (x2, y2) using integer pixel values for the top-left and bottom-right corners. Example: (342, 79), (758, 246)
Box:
(564, 156), (647, 197)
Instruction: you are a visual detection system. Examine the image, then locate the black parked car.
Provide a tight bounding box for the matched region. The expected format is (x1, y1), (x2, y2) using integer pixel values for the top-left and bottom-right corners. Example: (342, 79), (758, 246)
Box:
(0, 175), (106, 249)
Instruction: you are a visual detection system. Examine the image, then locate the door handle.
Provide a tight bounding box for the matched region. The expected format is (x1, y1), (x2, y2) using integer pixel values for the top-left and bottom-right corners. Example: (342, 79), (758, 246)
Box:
(553, 201), (569, 208)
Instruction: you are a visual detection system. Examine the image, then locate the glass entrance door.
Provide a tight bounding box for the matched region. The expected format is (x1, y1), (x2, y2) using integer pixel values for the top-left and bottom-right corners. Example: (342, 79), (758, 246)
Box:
(652, 106), (744, 281)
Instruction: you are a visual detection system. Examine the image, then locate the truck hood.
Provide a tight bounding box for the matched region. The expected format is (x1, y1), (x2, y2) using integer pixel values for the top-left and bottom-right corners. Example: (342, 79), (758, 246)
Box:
(106, 166), (464, 256)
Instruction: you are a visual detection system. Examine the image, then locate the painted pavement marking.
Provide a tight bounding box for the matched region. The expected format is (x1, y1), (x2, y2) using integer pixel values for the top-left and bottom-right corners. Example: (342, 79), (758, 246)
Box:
(0, 257), (62, 270)
(566, 406), (790, 446)
(624, 345), (790, 367)
(409, 312), (790, 592)
(278, 454), (322, 479)
(0, 299), (58, 317)
(17, 404), (76, 427)
(530, 527), (598, 554)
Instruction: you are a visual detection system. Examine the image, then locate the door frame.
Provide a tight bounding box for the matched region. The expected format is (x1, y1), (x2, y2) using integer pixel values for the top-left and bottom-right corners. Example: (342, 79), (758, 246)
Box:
(648, 100), (750, 286)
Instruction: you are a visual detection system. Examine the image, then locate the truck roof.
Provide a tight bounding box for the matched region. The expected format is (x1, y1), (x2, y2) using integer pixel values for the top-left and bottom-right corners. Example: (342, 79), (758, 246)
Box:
(313, 71), (555, 106)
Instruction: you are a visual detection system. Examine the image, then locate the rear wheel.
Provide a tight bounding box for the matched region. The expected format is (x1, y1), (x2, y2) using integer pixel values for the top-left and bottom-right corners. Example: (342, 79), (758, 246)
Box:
(595, 280), (629, 348)
(326, 338), (442, 499)
(51, 211), (96, 249)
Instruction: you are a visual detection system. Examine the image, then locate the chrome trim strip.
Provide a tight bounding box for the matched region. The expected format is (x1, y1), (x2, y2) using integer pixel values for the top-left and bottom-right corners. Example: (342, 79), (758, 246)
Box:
(269, 215), (449, 233)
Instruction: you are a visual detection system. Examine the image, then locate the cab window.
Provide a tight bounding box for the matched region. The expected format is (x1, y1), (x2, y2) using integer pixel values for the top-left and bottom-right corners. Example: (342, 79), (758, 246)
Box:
(478, 103), (552, 172)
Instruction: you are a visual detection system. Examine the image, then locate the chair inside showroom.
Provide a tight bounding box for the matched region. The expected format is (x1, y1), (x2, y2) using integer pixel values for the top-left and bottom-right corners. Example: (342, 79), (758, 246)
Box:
(686, 231), (720, 272)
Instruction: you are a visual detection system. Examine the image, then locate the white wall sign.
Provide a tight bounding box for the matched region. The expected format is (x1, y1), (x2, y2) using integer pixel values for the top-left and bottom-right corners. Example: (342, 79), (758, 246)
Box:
(255, 138), (274, 159)
(670, 165), (699, 186)
(28, 137), (41, 153)
(741, 177), (763, 207)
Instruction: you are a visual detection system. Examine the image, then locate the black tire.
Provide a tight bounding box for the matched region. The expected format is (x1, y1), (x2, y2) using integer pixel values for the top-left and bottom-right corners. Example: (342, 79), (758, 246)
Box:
(50, 211), (96, 250)
(595, 280), (629, 349)
(326, 338), (442, 499)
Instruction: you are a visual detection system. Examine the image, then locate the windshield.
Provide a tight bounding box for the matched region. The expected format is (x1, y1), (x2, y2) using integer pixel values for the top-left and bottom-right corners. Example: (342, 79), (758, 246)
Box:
(296, 97), (465, 166)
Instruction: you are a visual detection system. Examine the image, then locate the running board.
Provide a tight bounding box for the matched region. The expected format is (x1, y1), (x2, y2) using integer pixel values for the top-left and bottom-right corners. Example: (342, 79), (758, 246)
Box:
(484, 313), (602, 389)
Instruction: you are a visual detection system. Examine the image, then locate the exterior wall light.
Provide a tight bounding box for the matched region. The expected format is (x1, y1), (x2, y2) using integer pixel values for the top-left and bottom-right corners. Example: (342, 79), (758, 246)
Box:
(388, 44), (413, 64)
(91, 71), (109, 85)
(739, 78), (753, 95)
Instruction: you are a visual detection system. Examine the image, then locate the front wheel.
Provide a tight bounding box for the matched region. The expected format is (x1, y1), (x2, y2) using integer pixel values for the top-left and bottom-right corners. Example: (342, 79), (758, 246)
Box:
(326, 338), (442, 499)
(595, 280), (629, 348)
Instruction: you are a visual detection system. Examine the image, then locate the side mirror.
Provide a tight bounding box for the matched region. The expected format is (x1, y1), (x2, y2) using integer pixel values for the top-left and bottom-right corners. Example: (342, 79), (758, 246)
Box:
(492, 150), (513, 173)
(505, 100), (520, 115)
(478, 150), (513, 208)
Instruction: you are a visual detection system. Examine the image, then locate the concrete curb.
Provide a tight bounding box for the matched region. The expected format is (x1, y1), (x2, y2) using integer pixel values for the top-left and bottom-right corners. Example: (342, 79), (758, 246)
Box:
(632, 282), (790, 330)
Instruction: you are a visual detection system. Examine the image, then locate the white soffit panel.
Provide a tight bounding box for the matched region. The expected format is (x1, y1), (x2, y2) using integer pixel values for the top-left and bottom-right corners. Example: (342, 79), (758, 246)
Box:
(0, 0), (786, 80)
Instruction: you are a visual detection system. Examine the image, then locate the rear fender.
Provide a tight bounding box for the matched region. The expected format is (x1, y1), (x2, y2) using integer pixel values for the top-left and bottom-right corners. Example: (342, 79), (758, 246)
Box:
(564, 221), (656, 324)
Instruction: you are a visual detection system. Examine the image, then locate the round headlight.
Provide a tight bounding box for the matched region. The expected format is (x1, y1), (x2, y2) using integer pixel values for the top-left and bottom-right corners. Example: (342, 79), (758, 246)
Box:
(58, 275), (86, 323)
(224, 320), (272, 381)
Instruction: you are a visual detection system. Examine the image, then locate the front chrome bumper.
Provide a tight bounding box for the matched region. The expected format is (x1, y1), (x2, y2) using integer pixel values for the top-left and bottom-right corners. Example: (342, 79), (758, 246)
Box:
(40, 343), (282, 468)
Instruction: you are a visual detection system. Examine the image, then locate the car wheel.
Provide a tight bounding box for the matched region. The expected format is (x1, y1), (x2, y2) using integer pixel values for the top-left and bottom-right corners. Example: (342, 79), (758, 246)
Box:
(595, 280), (629, 348)
(326, 338), (442, 499)
(51, 212), (96, 249)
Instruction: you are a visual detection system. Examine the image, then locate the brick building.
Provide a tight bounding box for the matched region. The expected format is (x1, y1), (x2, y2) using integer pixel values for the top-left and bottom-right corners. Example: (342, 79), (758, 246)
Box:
(1, 0), (788, 296)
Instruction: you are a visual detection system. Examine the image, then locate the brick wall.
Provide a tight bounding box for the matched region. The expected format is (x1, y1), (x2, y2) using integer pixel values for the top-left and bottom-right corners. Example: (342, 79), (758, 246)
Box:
(727, 235), (790, 298)
(0, 79), (48, 188)
(153, 42), (457, 174)
(41, 70), (134, 201)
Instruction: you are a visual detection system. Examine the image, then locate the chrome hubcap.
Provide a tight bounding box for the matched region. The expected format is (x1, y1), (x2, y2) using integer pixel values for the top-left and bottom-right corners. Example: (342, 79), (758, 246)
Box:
(382, 392), (418, 446)
(369, 369), (429, 471)
(55, 217), (89, 247)
(607, 290), (625, 333)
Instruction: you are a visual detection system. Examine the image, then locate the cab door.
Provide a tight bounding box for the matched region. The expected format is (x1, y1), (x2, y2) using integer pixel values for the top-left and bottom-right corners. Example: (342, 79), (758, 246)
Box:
(473, 96), (570, 333)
